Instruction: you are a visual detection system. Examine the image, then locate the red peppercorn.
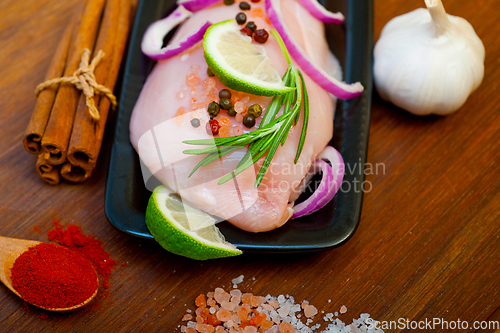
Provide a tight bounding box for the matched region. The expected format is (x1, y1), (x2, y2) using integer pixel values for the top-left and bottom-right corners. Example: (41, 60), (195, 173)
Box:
(240, 27), (253, 37)
(251, 0), (260, 2)
(254, 29), (269, 44)
(207, 119), (220, 135)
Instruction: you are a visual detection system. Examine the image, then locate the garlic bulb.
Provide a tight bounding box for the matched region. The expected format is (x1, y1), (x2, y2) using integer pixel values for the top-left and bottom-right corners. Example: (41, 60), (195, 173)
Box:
(374, 0), (485, 115)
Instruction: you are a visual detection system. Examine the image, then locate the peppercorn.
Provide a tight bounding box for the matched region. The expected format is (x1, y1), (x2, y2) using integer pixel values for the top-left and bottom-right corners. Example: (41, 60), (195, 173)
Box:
(207, 67), (215, 77)
(247, 104), (262, 117)
(227, 106), (237, 117)
(242, 114), (256, 128)
(245, 21), (257, 32)
(239, 1), (251, 10)
(240, 27), (253, 37)
(224, 0), (235, 5)
(254, 29), (269, 44)
(190, 118), (201, 128)
(251, 0), (260, 2)
(219, 98), (232, 110)
(235, 12), (247, 25)
(207, 119), (220, 135)
(219, 89), (232, 100)
(207, 101), (220, 117)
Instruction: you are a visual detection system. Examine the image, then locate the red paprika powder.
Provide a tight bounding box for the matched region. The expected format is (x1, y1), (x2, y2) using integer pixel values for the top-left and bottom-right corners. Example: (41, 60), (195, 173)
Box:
(11, 243), (98, 309)
(47, 221), (117, 292)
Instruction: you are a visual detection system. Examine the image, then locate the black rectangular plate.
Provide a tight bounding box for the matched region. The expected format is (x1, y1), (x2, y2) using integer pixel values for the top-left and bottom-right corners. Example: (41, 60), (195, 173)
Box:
(105, 0), (373, 252)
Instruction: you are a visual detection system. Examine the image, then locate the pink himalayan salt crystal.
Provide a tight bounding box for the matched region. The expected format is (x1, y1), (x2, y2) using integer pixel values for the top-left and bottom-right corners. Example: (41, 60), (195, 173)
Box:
(250, 295), (265, 307)
(215, 327), (227, 333)
(207, 291), (214, 298)
(191, 64), (201, 72)
(340, 305), (347, 314)
(186, 73), (201, 87)
(278, 322), (295, 333)
(214, 287), (231, 304)
(234, 101), (245, 114)
(235, 114), (243, 123)
(176, 92), (185, 100)
(221, 300), (236, 311)
(303, 304), (318, 318)
(190, 86), (198, 97)
(216, 309), (232, 322)
(203, 78), (216, 95)
(182, 314), (193, 321)
(196, 323), (215, 333)
(243, 326), (257, 333)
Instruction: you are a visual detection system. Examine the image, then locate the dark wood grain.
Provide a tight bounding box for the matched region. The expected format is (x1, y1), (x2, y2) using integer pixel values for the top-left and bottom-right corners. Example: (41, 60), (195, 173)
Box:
(1, 0), (499, 331)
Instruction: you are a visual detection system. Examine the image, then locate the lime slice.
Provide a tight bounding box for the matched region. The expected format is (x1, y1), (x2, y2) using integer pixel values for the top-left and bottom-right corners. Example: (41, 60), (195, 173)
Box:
(145, 185), (242, 260)
(203, 20), (293, 96)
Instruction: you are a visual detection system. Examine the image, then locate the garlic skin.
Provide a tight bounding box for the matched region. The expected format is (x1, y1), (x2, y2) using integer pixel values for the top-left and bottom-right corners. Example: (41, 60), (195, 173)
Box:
(374, 0), (485, 116)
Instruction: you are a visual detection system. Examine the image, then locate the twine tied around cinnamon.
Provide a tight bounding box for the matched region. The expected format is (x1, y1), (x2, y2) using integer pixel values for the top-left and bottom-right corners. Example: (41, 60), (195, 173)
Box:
(35, 48), (117, 121)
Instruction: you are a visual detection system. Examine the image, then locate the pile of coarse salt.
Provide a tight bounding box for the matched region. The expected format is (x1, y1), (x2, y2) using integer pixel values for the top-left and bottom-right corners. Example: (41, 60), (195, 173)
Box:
(178, 275), (384, 333)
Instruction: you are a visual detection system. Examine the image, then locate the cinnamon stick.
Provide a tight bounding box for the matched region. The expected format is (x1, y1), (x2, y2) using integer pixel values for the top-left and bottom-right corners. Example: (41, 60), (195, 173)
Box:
(23, 23), (74, 155)
(41, 0), (106, 165)
(60, 162), (92, 183)
(36, 155), (61, 185)
(67, 0), (131, 170)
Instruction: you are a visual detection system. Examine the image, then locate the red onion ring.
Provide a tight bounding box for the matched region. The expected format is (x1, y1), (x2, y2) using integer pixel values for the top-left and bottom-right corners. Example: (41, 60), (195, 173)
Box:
(297, 0), (344, 24)
(176, 0), (221, 12)
(291, 146), (344, 219)
(266, 0), (364, 99)
(141, 6), (211, 61)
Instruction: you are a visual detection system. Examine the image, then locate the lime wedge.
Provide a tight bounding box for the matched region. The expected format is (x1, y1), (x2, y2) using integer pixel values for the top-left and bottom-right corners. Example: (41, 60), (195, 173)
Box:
(203, 20), (293, 96)
(145, 186), (242, 260)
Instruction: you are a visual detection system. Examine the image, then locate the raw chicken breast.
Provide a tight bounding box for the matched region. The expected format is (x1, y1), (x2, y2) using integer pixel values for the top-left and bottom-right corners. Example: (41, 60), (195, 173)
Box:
(130, 0), (341, 232)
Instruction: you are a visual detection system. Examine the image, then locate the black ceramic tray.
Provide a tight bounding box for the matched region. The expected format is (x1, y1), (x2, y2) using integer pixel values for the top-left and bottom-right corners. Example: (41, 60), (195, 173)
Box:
(105, 0), (373, 252)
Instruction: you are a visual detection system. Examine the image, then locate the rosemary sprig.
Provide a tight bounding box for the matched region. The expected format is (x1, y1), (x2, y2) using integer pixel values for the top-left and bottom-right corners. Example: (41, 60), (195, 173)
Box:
(182, 30), (309, 188)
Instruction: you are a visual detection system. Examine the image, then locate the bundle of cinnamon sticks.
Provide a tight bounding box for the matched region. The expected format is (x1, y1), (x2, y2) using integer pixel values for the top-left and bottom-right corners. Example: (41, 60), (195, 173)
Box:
(24, 0), (132, 184)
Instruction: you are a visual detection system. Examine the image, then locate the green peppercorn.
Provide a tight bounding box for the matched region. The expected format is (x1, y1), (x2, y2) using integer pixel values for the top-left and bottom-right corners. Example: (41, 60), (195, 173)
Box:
(219, 89), (232, 100)
(247, 104), (262, 117)
(190, 118), (201, 128)
(245, 21), (257, 32)
(235, 12), (247, 25)
(207, 101), (220, 117)
(242, 114), (256, 128)
(224, 0), (235, 5)
(239, 1), (251, 10)
(207, 67), (215, 77)
(219, 98), (232, 110)
(227, 106), (237, 117)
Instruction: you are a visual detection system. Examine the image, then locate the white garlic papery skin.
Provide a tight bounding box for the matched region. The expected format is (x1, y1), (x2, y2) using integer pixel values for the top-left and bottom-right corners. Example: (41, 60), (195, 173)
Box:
(374, 0), (485, 115)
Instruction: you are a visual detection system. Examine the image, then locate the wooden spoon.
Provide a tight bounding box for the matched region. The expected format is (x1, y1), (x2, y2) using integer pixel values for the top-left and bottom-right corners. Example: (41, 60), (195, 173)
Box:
(0, 236), (98, 312)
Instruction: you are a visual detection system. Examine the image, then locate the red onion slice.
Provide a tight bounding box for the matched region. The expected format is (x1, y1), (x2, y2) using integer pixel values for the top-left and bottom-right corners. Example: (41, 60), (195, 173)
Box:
(266, 0), (363, 99)
(141, 6), (211, 61)
(297, 0), (344, 24)
(176, 0), (221, 12)
(291, 146), (344, 219)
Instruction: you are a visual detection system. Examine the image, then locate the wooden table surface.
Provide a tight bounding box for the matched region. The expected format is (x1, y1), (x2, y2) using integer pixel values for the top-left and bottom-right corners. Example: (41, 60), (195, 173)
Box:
(1, 0), (499, 331)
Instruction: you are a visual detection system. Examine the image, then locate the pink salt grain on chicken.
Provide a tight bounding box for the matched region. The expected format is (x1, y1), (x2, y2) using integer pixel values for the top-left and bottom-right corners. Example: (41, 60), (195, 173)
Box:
(130, 0), (341, 232)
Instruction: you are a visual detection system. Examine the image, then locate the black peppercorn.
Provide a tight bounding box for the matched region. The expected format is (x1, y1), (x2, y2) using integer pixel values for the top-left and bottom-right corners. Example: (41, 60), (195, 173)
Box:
(207, 67), (215, 77)
(245, 21), (257, 32)
(239, 1), (251, 10)
(190, 118), (201, 128)
(227, 106), (237, 117)
(219, 89), (232, 100)
(235, 12), (247, 25)
(224, 0), (235, 5)
(242, 114), (256, 128)
(219, 98), (233, 110)
(207, 101), (220, 117)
